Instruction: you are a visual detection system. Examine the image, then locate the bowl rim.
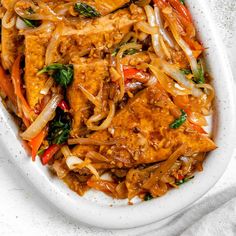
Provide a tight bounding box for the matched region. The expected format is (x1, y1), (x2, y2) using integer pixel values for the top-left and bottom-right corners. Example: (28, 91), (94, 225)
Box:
(0, 0), (235, 229)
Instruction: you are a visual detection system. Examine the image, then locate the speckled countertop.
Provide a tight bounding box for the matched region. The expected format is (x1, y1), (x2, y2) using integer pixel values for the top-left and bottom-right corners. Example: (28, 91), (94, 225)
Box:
(0, 1), (236, 235)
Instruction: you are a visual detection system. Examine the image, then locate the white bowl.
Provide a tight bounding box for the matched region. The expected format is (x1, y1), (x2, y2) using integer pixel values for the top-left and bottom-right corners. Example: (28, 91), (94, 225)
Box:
(0, 0), (236, 229)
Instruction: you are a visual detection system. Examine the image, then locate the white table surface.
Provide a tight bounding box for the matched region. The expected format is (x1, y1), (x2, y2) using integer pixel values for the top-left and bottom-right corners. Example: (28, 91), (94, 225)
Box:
(1, 1), (236, 235)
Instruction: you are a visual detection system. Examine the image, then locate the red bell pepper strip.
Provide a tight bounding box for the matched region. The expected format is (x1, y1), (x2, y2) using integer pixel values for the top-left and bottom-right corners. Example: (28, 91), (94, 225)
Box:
(58, 100), (69, 111)
(168, 0), (192, 23)
(41, 144), (60, 165)
(123, 68), (147, 83)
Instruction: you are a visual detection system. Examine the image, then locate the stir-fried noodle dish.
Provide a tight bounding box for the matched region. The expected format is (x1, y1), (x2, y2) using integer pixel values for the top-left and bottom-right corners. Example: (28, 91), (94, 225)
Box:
(0, 0), (216, 201)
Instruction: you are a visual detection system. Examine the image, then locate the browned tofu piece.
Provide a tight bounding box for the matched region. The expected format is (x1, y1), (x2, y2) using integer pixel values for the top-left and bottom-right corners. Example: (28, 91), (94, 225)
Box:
(39, 0), (129, 16)
(24, 35), (49, 108)
(73, 83), (216, 168)
(79, 0), (130, 15)
(59, 7), (146, 61)
(67, 59), (109, 136)
(1, 26), (18, 70)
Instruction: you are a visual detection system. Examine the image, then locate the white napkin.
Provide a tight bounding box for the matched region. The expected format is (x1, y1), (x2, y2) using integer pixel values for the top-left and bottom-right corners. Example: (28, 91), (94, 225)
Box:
(143, 187), (236, 236)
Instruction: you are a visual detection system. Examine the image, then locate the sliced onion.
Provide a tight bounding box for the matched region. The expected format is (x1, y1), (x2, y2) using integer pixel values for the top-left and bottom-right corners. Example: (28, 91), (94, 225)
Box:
(78, 84), (101, 108)
(154, 6), (175, 48)
(187, 111), (207, 126)
(21, 94), (63, 141)
(62, 146), (100, 179)
(168, 21), (199, 77)
(145, 75), (157, 87)
(40, 77), (54, 95)
(86, 151), (110, 162)
(45, 23), (63, 65)
(160, 37), (171, 59)
(149, 65), (190, 96)
(144, 5), (164, 58)
(16, 17), (28, 30)
(136, 21), (158, 35)
(87, 113), (106, 123)
(87, 101), (115, 131)
(116, 43), (142, 101)
(68, 138), (116, 146)
(52, 160), (69, 179)
(21, 21), (55, 35)
(196, 83), (215, 107)
(154, 59), (203, 97)
(54, 2), (75, 15)
(2, 10), (16, 29)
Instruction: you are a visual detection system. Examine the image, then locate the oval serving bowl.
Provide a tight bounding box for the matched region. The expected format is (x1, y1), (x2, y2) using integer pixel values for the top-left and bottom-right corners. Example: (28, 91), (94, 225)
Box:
(0, 0), (235, 229)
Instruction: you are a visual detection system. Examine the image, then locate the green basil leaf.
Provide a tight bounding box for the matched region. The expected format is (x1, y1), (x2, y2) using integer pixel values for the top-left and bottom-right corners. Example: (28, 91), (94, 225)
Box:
(21, 18), (40, 28)
(169, 110), (187, 129)
(74, 3), (101, 18)
(180, 68), (192, 75)
(193, 59), (205, 84)
(180, 0), (185, 5)
(144, 193), (153, 201)
(112, 42), (139, 57)
(38, 64), (74, 87)
(47, 108), (72, 145)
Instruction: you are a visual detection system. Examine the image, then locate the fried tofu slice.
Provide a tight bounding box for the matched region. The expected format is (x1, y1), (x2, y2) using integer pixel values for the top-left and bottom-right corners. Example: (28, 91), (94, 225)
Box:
(40, 0), (129, 16)
(1, 26), (18, 70)
(24, 35), (49, 108)
(79, 0), (130, 16)
(67, 59), (109, 136)
(72, 83), (216, 168)
(59, 7), (146, 61)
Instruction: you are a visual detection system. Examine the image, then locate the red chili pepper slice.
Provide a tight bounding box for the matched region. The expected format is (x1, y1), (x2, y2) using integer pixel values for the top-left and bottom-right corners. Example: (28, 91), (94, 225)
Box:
(177, 174), (184, 180)
(41, 144), (60, 165)
(58, 100), (69, 111)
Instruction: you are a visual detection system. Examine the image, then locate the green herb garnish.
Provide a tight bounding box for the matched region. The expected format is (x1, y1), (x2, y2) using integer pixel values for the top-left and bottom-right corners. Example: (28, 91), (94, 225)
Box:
(180, 0), (185, 5)
(38, 64), (74, 87)
(21, 18), (40, 28)
(176, 176), (194, 186)
(111, 43), (139, 57)
(180, 68), (191, 75)
(74, 3), (101, 18)
(169, 110), (187, 129)
(47, 108), (71, 145)
(144, 193), (153, 201)
(193, 60), (205, 84)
